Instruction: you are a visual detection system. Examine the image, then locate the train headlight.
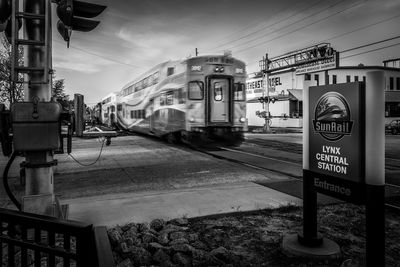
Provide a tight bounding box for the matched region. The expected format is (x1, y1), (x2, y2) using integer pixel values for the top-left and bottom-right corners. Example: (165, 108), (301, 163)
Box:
(239, 117), (246, 123)
(189, 117), (195, 123)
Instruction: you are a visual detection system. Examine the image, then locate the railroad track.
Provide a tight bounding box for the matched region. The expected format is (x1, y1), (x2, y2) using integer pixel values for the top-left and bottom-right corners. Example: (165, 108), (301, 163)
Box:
(192, 144), (400, 212)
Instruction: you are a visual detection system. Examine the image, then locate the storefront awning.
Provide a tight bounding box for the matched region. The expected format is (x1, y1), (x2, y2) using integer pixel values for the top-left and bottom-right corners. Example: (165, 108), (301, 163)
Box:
(386, 91), (400, 102)
(287, 89), (303, 101)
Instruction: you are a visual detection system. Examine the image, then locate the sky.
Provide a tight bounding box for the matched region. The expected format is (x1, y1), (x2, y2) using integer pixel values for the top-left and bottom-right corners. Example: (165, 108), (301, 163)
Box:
(48, 0), (400, 105)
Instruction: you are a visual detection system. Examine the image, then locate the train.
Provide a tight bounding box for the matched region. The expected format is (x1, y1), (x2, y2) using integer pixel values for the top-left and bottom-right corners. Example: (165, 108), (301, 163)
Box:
(93, 54), (248, 145)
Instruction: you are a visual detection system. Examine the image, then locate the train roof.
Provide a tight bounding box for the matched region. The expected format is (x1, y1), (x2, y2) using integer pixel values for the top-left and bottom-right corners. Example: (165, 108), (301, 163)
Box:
(121, 54), (246, 90)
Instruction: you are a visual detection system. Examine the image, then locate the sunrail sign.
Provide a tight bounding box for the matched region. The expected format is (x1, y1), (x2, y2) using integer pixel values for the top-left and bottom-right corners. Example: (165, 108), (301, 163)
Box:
(308, 82), (364, 201)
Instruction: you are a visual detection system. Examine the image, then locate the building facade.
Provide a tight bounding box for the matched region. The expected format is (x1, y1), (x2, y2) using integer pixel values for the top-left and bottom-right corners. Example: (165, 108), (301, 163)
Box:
(246, 64), (400, 129)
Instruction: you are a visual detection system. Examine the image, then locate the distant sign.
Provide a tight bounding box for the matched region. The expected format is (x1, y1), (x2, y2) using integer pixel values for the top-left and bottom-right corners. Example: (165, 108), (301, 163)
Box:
(309, 82), (364, 202)
(296, 52), (339, 75)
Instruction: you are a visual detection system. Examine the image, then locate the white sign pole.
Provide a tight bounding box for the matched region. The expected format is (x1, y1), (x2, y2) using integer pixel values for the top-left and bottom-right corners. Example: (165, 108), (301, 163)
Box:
(365, 71), (385, 186)
(365, 71), (385, 267)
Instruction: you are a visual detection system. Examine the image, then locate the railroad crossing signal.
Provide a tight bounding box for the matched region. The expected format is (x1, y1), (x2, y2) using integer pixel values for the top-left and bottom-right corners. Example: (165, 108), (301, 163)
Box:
(258, 96), (276, 104)
(55, 0), (106, 47)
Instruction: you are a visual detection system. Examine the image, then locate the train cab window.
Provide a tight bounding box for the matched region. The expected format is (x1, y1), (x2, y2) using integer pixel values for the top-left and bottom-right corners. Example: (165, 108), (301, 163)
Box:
(213, 82), (223, 101)
(166, 91), (174, 105)
(234, 83), (245, 101)
(188, 81), (204, 100)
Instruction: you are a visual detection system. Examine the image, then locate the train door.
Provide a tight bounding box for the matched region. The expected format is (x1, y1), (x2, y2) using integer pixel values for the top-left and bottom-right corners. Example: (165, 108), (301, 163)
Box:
(209, 78), (230, 123)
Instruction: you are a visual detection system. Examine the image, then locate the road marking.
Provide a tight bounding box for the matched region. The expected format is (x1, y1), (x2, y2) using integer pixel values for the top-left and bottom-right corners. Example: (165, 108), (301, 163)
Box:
(219, 147), (301, 166)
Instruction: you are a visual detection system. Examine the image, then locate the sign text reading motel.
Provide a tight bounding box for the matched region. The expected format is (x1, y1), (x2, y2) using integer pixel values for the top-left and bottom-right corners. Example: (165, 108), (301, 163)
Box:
(308, 82), (365, 202)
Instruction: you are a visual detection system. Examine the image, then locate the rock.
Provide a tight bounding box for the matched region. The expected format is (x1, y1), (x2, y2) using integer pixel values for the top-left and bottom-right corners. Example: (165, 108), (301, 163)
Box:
(148, 242), (167, 253)
(191, 240), (208, 251)
(137, 222), (150, 233)
(142, 232), (157, 244)
(192, 249), (207, 266)
(171, 218), (189, 226)
(119, 242), (134, 254)
(125, 236), (141, 247)
(187, 233), (199, 243)
(160, 260), (177, 267)
(169, 238), (189, 246)
(158, 232), (170, 245)
(150, 218), (166, 231)
(117, 258), (133, 267)
(170, 231), (186, 241)
(170, 243), (194, 253)
(130, 247), (152, 266)
(108, 229), (123, 245)
(153, 248), (171, 263)
(123, 227), (138, 238)
(172, 252), (192, 266)
(121, 223), (133, 233)
(209, 246), (231, 263)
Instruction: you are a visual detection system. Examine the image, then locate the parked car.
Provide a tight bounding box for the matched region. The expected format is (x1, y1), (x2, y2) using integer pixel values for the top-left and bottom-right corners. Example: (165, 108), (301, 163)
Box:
(385, 119), (400, 135)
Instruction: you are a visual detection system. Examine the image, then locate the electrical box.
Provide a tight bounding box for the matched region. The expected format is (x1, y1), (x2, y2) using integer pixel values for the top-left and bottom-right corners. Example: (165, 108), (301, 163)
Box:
(11, 102), (62, 151)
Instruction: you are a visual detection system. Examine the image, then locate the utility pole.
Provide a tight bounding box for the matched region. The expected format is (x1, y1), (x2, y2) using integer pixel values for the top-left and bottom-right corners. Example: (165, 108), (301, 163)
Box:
(195, 48), (198, 57)
(263, 53), (271, 133)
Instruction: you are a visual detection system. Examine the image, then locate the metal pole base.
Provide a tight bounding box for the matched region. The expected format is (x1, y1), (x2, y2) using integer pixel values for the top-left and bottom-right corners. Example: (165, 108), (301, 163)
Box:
(297, 233), (323, 247)
(282, 233), (341, 260)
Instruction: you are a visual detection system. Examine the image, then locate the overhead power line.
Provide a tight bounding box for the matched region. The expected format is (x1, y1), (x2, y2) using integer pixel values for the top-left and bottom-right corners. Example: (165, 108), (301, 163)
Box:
(205, 0), (326, 52)
(322, 13), (400, 43)
(227, 0), (349, 52)
(53, 39), (142, 69)
(234, 0), (366, 54)
(341, 42), (400, 60)
(340, 35), (400, 53)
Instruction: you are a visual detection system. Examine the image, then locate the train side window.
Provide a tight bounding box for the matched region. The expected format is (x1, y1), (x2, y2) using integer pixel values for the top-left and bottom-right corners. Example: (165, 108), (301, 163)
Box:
(131, 110), (134, 119)
(117, 104), (122, 111)
(188, 81), (204, 100)
(234, 83), (245, 101)
(177, 88), (185, 104)
(111, 106), (115, 112)
(213, 82), (223, 101)
(167, 67), (174, 76)
(160, 93), (166, 106)
(166, 91), (174, 105)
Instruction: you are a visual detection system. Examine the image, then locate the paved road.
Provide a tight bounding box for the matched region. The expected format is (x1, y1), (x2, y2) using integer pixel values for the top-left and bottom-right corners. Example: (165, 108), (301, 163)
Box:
(1, 135), (277, 206)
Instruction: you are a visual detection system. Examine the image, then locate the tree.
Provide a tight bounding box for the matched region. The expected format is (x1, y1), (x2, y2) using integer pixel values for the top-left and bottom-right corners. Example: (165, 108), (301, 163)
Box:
(52, 75), (71, 110)
(0, 35), (24, 108)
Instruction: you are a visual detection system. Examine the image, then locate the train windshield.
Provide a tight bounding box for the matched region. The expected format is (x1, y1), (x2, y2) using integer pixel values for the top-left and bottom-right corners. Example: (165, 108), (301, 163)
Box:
(188, 81), (204, 100)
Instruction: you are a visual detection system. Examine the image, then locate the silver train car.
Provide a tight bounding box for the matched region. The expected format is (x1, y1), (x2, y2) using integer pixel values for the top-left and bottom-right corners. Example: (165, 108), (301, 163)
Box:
(98, 54), (248, 144)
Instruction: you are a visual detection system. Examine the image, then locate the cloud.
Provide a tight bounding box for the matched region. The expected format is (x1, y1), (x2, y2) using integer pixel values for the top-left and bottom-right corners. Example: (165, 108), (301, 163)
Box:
(53, 43), (113, 73)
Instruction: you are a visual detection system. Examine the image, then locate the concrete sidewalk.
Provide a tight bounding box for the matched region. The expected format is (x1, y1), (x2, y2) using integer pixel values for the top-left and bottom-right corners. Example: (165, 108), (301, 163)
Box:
(62, 181), (302, 227)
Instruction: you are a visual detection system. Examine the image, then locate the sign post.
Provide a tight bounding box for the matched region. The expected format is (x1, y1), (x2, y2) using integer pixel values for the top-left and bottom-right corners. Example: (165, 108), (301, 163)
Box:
(283, 71), (385, 266)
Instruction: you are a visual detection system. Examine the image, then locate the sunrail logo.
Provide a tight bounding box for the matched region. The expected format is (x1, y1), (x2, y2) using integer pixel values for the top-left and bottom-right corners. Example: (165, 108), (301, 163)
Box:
(313, 92), (353, 141)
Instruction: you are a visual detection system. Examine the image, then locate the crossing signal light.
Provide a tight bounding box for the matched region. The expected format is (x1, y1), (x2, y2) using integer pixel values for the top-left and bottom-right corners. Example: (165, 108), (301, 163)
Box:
(55, 0), (106, 47)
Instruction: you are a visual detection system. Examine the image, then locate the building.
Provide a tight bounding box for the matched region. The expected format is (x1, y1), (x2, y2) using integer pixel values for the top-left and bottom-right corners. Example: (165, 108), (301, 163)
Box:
(246, 60), (400, 129)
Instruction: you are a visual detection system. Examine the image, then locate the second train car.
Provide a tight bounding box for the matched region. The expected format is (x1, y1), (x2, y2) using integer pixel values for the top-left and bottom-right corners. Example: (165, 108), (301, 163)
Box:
(100, 54), (248, 144)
